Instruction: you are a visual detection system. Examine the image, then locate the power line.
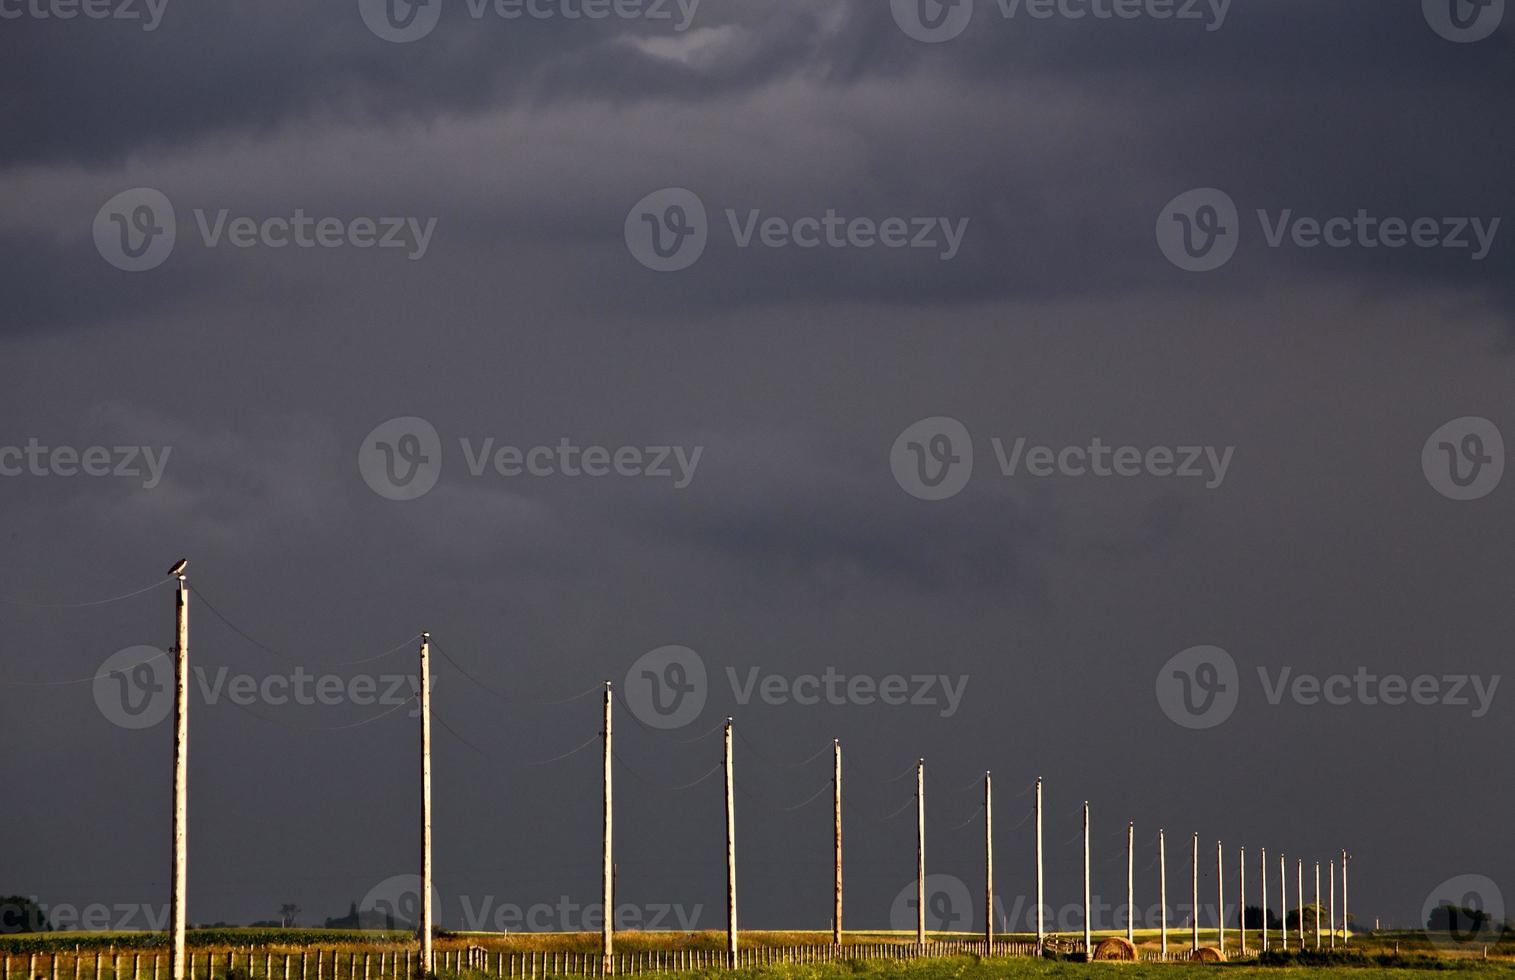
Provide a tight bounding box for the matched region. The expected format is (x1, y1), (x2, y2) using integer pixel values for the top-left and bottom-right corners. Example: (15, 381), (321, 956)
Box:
(0, 575), (173, 609)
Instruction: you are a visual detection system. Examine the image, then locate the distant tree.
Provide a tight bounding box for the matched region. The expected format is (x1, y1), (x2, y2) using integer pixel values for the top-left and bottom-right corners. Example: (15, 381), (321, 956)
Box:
(1428, 903), (1493, 941)
(279, 904), (301, 928)
(0, 896), (49, 934)
(1240, 904), (1282, 930)
(1284, 904), (1329, 931)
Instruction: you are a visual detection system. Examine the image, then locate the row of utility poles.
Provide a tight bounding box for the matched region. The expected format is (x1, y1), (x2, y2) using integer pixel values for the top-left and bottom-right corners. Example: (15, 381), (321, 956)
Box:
(161, 572), (1353, 980)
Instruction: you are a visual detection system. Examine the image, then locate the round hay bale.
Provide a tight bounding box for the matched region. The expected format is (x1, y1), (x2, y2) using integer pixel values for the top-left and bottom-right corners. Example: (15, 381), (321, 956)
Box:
(1189, 946), (1227, 963)
(1091, 937), (1137, 961)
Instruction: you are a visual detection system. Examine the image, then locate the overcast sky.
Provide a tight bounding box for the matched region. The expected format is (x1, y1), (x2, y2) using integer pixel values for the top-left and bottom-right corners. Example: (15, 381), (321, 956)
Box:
(3, 0), (1514, 942)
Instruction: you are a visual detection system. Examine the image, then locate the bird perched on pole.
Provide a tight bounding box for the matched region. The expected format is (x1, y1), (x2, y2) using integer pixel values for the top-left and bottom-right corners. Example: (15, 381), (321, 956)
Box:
(166, 559), (188, 577)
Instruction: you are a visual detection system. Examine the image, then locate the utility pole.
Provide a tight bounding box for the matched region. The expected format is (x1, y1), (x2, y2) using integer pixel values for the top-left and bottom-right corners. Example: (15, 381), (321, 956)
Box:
(1341, 851), (1349, 945)
(1314, 862), (1321, 950)
(1082, 803), (1091, 960)
(1280, 853), (1287, 952)
(724, 719), (737, 968)
(1159, 829), (1168, 959)
(916, 759), (926, 948)
(1296, 859), (1304, 949)
(419, 633), (433, 977)
(1035, 778), (1045, 950)
(1260, 847), (1268, 952)
(1217, 841), (1225, 953)
(833, 741), (842, 947)
(169, 570), (189, 980)
(1239, 847), (1246, 956)
(1126, 822), (1135, 944)
(1328, 859), (1335, 949)
(1190, 833), (1199, 953)
(984, 772), (993, 949)
(603, 682), (613, 975)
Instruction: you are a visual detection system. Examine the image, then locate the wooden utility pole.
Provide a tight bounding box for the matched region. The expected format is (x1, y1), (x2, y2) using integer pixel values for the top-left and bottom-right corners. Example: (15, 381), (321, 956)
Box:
(1295, 859), (1304, 949)
(1341, 851), (1349, 945)
(1279, 853), (1287, 952)
(833, 741), (842, 947)
(1082, 803), (1091, 960)
(1159, 829), (1168, 959)
(1217, 841), (1225, 953)
(984, 772), (993, 948)
(419, 634), (433, 978)
(1239, 847), (1246, 956)
(1190, 833), (1199, 953)
(1260, 848), (1268, 952)
(1034, 778), (1045, 949)
(169, 572), (189, 980)
(603, 682), (613, 974)
(915, 759), (926, 948)
(724, 719), (737, 968)
(1314, 862), (1321, 950)
(1126, 822), (1135, 944)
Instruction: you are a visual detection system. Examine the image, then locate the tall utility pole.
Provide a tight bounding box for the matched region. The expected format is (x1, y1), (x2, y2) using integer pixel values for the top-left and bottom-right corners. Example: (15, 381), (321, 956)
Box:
(1279, 853), (1287, 952)
(1190, 833), (1199, 953)
(1217, 841), (1225, 953)
(1034, 778), (1045, 949)
(1314, 863), (1322, 949)
(1239, 847), (1246, 956)
(1159, 829), (1168, 959)
(419, 633), (433, 977)
(1260, 847), (1268, 952)
(724, 719), (737, 968)
(1341, 851), (1349, 945)
(915, 759), (926, 947)
(602, 682), (613, 974)
(1328, 859), (1336, 949)
(984, 772), (993, 949)
(1295, 859), (1304, 949)
(169, 571), (189, 980)
(1082, 803), (1091, 959)
(1126, 822), (1135, 944)
(833, 740), (842, 947)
